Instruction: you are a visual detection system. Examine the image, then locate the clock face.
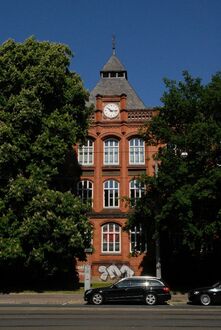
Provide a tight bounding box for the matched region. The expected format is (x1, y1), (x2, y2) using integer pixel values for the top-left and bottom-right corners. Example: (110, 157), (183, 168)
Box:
(103, 103), (119, 119)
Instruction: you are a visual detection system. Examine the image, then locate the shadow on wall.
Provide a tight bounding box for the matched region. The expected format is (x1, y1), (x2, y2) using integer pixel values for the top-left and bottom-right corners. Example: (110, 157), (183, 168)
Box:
(139, 253), (156, 277)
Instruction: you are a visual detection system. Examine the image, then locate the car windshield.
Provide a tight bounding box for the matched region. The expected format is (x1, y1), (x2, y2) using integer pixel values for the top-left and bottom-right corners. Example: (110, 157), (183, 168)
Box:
(113, 279), (122, 285)
(111, 279), (124, 287)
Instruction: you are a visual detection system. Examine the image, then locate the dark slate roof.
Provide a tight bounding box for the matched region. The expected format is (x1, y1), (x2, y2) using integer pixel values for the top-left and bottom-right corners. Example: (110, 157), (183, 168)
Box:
(89, 54), (146, 109)
(102, 54), (126, 72)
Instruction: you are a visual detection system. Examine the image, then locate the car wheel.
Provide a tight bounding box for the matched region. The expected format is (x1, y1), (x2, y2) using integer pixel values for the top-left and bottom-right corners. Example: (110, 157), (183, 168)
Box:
(145, 293), (157, 305)
(91, 292), (103, 305)
(200, 294), (211, 306)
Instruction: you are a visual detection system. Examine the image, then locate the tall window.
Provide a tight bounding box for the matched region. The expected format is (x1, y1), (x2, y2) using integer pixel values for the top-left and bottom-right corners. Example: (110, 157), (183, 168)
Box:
(130, 225), (146, 253)
(78, 139), (94, 165)
(104, 180), (119, 208)
(129, 179), (145, 206)
(129, 138), (145, 164)
(102, 223), (121, 253)
(77, 180), (93, 204)
(104, 138), (119, 165)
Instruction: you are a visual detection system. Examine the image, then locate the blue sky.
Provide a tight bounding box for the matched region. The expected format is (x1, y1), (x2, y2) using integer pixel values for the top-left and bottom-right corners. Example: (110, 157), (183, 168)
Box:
(0, 0), (221, 107)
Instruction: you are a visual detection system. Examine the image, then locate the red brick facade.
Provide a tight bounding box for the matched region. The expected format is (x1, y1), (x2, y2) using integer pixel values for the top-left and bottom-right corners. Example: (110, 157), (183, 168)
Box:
(77, 53), (157, 282)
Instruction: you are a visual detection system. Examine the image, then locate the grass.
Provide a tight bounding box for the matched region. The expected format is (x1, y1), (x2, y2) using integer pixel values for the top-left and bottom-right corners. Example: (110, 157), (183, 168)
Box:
(1, 281), (112, 294)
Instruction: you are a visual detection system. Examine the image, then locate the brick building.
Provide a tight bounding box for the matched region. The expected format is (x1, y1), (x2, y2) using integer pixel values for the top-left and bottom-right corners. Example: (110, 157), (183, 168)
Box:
(76, 48), (157, 282)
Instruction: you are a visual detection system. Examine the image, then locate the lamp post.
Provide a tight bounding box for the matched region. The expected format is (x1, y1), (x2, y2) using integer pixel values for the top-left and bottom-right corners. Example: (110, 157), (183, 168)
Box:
(154, 161), (162, 279)
(84, 248), (93, 291)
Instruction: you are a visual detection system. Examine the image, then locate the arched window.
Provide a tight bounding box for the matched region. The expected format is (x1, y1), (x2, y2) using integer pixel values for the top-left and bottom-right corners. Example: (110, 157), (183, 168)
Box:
(104, 138), (119, 165)
(130, 225), (146, 253)
(102, 223), (121, 253)
(129, 179), (145, 206)
(78, 139), (94, 165)
(104, 180), (119, 208)
(77, 180), (93, 205)
(129, 138), (145, 164)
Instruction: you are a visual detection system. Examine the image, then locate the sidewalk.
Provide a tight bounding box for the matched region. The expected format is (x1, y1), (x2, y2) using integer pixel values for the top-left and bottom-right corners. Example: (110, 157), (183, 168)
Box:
(0, 293), (84, 305)
(0, 292), (188, 305)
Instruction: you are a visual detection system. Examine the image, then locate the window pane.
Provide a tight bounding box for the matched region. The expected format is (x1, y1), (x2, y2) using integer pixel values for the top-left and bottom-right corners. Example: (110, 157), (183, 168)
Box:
(130, 225), (146, 253)
(109, 243), (114, 251)
(77, 180), (93, 205)
(114, 193), (118, 206)
(78, 139), (94, 165)
(109, 223), (114, 232)
(104, 139), (119, 165)
(105, 191), (109, 207)
(104, 180), (119, 208)
(103, 225), (108, 232)
(102, 223), (121, 253)
(130, 179), (144, 206)
(129, 138), (145, 164)
(103, 234), (108, 243)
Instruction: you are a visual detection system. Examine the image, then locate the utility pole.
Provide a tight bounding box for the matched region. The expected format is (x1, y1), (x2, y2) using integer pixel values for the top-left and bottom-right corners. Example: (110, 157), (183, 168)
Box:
(154, 161), (162, 279)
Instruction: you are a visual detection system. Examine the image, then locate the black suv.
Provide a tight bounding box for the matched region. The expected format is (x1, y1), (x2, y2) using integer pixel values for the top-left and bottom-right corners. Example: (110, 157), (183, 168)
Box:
(84, 276), (171, 305)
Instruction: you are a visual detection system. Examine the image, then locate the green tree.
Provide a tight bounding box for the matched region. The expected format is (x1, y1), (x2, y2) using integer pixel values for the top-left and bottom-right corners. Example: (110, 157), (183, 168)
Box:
(0, 37), (92, 286)
(128, 71), (221, 260)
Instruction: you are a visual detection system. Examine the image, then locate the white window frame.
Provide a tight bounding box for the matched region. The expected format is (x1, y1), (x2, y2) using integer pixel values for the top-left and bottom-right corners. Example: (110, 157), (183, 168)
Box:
(130, 225), (145, 253)
(78, 139), (94, 165)
(104, 138), (119, 165)
(102, 223), (121, 253)
(129, 179), (145, 206)
(129, 138), (145, 164)
(77, 180), (93, 205)
(103, 180), (119, 208)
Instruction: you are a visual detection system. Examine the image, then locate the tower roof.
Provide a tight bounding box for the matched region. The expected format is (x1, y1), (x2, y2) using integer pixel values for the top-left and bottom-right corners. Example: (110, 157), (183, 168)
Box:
(101, 54), (126, 72)
(89, 53), (146, 109)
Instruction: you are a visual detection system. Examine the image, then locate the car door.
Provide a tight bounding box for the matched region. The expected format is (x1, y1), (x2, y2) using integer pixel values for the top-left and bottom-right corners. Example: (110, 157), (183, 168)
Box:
(105, 279), (132, 302)
(122, 279), (146, 301)
(215, 283), (221, 303)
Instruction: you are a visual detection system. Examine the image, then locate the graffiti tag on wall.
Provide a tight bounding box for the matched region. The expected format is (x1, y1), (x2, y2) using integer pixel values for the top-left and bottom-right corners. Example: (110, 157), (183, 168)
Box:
(98, 264), (134, 281)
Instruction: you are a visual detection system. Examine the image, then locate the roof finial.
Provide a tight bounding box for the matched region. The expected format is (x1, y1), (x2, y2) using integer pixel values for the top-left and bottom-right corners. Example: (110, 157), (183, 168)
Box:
(112, 34), (116, 55)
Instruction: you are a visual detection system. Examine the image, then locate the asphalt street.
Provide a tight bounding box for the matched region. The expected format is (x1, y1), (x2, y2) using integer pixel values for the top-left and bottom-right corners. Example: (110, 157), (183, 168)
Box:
(0, 304), (221, 329)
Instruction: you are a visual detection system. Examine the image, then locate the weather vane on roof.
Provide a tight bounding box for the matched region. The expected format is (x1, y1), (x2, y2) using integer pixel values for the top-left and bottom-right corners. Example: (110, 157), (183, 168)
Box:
(112, 35), (116, 55)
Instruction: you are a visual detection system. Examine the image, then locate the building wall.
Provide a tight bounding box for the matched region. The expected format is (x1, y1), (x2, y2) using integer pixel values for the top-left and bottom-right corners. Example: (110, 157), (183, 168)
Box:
(77, 95), (157, 282)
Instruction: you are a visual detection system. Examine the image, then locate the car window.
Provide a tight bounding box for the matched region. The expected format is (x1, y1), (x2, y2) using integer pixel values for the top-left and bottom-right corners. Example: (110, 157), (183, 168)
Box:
(116, 279), (132, 288)
(212, 282), (220, 288)
(149, 280), (162, 286)
(130, 280), (146, 287)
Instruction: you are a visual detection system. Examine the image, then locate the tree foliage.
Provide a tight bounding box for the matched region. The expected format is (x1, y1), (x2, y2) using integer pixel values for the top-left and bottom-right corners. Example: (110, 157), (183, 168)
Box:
(0, 37), (92, 280)
(128, 71), (221, 256)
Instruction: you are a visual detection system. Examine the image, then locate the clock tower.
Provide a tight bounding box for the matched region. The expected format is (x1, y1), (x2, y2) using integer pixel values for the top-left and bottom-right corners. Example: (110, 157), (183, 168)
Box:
(76, 44), (156, 282)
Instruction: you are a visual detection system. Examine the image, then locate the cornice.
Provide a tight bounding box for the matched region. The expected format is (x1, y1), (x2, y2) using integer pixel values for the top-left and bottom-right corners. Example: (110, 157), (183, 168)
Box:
(88, 212), (128, 219)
